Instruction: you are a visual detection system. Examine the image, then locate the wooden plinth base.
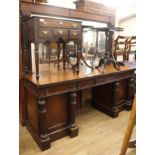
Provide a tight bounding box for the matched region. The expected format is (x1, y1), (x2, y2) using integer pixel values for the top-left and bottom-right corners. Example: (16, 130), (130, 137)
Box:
(92, 101), (119, 118)
(27, 123), (51, 151)
(26, 122), (79, 151)
(124, 100), (133, 111)
(67, 126), (79, 138)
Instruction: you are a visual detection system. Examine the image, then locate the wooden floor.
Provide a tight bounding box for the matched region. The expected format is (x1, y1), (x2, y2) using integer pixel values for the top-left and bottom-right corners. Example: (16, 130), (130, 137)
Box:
(20, 104), (136, 155)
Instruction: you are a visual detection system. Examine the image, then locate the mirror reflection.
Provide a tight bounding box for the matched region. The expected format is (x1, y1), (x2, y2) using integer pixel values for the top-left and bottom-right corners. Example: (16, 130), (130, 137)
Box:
(29, 15), (108, 71)
(82, 28), (106, 68)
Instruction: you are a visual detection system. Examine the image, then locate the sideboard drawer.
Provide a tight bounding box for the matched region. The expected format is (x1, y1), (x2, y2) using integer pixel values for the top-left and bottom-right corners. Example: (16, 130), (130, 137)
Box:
(53, 29), (68, 36)
(96, 74), (118, 85)
(119, 71), (133, 79)
(39, 28), (52, 38)
(47, 83), (76, 95)
(78, 79), (95, 89)
(104, 74), (118, 82)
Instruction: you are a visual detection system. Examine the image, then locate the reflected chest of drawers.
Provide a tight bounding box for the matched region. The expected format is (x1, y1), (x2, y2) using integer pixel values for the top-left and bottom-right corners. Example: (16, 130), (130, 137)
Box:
(22, 16), (82, 75)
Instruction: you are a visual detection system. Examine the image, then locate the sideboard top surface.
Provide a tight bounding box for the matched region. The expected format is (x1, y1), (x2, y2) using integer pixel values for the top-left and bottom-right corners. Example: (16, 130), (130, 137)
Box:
(25, 63), (136, 87)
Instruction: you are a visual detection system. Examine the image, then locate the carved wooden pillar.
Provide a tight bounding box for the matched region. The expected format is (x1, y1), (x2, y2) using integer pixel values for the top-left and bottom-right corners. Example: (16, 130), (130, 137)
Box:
(109, 31), (113, 56)
(34, 43), (40, 80)
(112, 81), (120, 117)
(38, 99), (47, 139)
(38, 98), (50, 150)
(105, 30), (109, 53)
(76, 49), (80, 74)
(68, 91), (79, 138)
(45, 40), (51, 66)
(125, 77), (136, 110)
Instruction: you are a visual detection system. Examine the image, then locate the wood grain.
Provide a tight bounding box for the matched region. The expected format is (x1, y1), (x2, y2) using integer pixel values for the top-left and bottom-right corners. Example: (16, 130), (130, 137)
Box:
(26, 63), (135, 86)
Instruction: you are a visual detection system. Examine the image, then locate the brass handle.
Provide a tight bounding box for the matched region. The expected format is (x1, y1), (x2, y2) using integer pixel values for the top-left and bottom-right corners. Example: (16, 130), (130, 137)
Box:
(73, 32), (77, 36)
(42, 31), (49, 35)
(59, 30), (63, 34)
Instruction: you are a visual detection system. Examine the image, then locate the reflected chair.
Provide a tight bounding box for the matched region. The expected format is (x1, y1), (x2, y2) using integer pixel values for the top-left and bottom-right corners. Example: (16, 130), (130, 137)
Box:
(125, 36), (136, 62)
(113, 36), (130, 62)
(119, 96), (136, 155)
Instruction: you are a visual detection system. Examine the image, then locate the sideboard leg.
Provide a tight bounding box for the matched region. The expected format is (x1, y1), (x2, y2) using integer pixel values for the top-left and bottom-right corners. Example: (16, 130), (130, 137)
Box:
(35, 43), (40, 80)
(37, 98), (51, 151)
(125, 77), (135, 111)
(23, 43), (29, 75)
(68, 91), (79, 138)
(112, 82), (120, 118)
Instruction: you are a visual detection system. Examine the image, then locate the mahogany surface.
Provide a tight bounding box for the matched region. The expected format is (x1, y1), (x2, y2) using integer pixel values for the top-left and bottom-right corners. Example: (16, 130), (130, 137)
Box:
(26, 63), (135, 86)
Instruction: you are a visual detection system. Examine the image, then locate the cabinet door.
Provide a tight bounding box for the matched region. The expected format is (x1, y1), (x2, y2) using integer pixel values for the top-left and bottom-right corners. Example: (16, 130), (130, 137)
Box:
(115, 80), (128, 105)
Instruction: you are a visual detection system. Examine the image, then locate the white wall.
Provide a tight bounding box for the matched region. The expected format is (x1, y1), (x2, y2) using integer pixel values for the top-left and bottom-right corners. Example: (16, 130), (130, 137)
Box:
(118, 15), (136, 36)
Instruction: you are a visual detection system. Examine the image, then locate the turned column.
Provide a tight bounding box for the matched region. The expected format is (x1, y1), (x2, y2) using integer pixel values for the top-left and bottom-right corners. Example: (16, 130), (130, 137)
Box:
(38, 98), (50, 150)
(45, 40), (51, 66)
(76, 49), (80, 74)
(68, 91), (79, 137)
(63, 42), (66, 70)
(112, 81), (120, 117)
(57, 38), (66, 70)
(57, 41), (60, 69)
(23, 43), (29, 75)
(34, 43), (40, 80)
(125, 77), (136, 110)
(38, 99), (47, 139)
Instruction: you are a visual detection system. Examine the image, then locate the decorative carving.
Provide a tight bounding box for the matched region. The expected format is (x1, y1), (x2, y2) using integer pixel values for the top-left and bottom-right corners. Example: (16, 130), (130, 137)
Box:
(127, 77), (135, 101)
(112, 81), (120, 108)
(38, 99), (48, 139)
(124, 77), (136, 110)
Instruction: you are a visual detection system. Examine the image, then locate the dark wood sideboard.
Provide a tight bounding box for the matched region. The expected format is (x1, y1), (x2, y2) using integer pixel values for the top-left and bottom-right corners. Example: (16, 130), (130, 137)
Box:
(19, 0), (116, 126)
(24, 64), (135, 150)
(20, 1), (136, 151)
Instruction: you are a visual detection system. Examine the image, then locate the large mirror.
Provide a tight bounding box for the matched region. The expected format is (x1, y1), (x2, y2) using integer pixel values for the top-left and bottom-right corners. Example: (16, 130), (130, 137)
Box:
(30, 15), (108, 72)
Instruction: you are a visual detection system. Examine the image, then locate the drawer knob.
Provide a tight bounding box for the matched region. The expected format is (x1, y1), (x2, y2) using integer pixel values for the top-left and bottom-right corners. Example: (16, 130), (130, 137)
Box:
(73, 32), (77, 36)
(42, 31), (48, 35)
